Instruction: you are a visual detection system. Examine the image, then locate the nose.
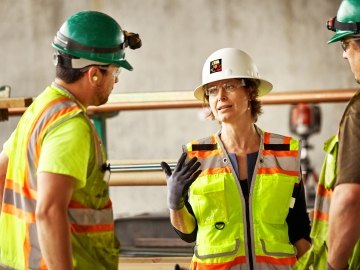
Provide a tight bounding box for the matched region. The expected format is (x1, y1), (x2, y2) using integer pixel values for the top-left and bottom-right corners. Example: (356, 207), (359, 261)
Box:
(114, 76), (119, 84)
(343, 50), (348, 60)
(217, 87), (227, 101)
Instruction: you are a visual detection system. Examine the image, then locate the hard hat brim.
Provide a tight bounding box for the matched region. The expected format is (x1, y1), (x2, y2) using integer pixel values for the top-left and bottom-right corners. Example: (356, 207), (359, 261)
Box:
(328, 30), (354, 44)
(116, 59), (133, 71)
(193, 77), (273, 101)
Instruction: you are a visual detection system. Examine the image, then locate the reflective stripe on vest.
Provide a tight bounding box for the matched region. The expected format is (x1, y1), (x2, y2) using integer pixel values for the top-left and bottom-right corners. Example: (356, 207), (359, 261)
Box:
(1, 97), (83, 269)
(68, 200), (114, 233)
(187, 128), (299, 270)
(1, 96), (112, 269)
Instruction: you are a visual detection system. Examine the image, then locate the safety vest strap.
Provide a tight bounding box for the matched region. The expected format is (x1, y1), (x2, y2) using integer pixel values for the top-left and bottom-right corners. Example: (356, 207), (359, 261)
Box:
(26, 97), (82, 190)
(187, 129), (299, 269)
(68, 207), (114, 233)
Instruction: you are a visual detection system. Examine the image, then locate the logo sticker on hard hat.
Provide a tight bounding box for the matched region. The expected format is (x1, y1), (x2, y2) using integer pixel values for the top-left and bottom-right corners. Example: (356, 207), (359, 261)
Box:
(210, 59), (222, 74)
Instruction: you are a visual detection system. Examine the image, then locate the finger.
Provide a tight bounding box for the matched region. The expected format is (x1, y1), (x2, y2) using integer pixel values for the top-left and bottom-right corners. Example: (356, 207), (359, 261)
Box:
(183, 170), (202, 191)
(183, 161), (201, 178)
(174, 152), (187, 172)
(184, 156), (198, 169)
(160, 161), (172, 177)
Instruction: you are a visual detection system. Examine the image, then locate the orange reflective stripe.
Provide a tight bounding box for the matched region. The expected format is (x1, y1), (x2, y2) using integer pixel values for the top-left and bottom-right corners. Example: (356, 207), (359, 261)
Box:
(5, 179), (37, 199)
(283, 136), (291, 144)
(188, 149), (222, 159)
(2, 203), (36, 223)
(262, 150), (298, 157)
(257, 167), (299, 177)
(312, 210), (329, 221)
(71, 223), (114, 233)
(24, 224), (31, 270)
(201, 167), (231, 176)
(256, 255), (296, 265)
(317, 183), (333, 197)
(264, 132), (271, 144)
(35, 105), (80, 165)
(190, 256), (246, 270)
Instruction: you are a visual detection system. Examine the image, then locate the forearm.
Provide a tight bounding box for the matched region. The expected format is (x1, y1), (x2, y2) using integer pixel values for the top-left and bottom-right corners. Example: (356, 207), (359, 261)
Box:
(170, 207), (196, 234)
(36, 172), (75, 270)
(36, 208), (73, 270)
(328, 184), (360, 269)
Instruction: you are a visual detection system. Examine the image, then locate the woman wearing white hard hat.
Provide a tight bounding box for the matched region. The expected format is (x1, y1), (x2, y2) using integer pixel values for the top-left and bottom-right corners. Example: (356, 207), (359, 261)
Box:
(161, 48), (311, 270)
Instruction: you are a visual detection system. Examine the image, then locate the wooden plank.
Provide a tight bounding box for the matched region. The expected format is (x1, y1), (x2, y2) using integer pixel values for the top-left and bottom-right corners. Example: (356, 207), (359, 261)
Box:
(118, 257), (191, 270)
(134, 237), (194, 247)
(0, 97), (33, 108)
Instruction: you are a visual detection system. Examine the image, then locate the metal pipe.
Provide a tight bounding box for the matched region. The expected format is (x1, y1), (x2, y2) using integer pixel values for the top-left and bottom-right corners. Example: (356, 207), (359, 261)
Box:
(7, 88), (358, 116)
(110, 163), (176, 172)
(6, 88), (359, 186)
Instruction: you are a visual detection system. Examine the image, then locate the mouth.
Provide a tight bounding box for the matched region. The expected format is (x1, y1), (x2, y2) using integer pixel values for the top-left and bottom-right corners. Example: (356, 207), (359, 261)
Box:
(218, 105), (232, 111)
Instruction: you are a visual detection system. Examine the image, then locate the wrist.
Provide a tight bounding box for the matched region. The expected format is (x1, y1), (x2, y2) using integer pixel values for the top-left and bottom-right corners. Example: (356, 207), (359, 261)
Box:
(168, 200), (185, 210)
(168, 193), (185, 210)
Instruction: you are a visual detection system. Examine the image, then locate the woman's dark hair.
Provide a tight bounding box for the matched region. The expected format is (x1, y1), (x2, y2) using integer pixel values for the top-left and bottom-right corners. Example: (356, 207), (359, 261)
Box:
(203, 78), (263, 122)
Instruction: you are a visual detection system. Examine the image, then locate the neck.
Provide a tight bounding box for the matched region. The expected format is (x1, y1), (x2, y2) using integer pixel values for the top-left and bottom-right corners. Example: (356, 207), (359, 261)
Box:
(54, 78), (92, 107)
(220, 123), (260, 154)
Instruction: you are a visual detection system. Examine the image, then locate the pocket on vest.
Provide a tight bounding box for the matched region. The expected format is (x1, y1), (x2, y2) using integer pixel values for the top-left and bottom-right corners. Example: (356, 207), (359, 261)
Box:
(194, 238), (240, 259)
(258, 175), (296, 224)
(260, 238), (296, 256)
(191, 175), (228, 226)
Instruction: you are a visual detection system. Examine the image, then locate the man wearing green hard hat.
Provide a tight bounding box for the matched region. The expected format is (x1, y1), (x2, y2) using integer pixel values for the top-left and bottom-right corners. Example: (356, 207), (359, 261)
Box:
(294, 1), (360, 270)
(0, 10), (141, 270)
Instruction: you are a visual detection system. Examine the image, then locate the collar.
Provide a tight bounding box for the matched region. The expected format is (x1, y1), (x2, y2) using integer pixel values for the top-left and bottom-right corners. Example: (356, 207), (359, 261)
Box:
(51, 82), (87, 111)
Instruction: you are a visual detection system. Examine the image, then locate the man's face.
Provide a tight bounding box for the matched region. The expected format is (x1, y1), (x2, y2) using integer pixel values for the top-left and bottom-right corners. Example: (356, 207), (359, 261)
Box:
(341, 36), (360, 84)
(96, 65), (120, 106)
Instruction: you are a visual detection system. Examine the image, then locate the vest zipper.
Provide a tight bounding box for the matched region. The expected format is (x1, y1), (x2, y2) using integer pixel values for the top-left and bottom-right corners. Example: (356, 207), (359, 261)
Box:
(217, 134), (256, 270)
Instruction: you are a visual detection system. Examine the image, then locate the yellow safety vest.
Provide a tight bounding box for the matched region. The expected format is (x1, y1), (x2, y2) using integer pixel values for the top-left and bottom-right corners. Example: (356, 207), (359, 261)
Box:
(0, 86), (119, 270)
(185, 128), (300, 270)
(294, 135), (360, 270)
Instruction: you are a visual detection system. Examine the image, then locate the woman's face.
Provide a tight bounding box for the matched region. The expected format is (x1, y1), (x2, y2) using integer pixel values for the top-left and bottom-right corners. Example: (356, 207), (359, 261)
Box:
(206, 79), (250, 124)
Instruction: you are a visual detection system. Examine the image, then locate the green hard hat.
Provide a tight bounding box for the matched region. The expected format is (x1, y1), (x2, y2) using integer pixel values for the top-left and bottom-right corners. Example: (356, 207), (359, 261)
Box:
(327, 0), (360, 44)
(52, 11), (133, 70)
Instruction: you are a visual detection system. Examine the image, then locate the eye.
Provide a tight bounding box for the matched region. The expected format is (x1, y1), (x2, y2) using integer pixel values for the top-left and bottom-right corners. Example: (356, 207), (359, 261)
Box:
(206, 86), (217, 96)
(224, 83), (236, 91)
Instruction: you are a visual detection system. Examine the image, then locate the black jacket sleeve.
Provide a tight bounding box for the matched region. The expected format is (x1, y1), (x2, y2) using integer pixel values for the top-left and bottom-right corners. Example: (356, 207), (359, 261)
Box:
(286, 179), (311, 244)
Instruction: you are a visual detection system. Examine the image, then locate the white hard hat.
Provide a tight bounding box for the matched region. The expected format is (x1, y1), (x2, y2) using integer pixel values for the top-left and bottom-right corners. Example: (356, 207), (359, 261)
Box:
(194, 48), (273, 101)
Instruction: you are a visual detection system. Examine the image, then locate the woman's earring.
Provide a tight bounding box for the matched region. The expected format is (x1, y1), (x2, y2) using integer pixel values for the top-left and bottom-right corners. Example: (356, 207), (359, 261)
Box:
(92, 76), (98, 81)
(247, 100), (251, 110)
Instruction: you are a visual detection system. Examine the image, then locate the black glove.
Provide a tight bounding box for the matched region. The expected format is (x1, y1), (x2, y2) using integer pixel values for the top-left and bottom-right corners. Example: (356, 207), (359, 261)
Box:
(161, 152), (202, 210)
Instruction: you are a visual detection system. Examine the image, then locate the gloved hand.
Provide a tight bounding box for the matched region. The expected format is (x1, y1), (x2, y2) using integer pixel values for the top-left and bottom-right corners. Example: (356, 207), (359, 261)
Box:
(161, 152), (202, 210)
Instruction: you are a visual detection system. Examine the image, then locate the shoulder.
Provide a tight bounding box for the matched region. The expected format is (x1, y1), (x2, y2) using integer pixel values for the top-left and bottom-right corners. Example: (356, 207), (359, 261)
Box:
(183, 134), (217, 151)
(262, 130), (298, 143)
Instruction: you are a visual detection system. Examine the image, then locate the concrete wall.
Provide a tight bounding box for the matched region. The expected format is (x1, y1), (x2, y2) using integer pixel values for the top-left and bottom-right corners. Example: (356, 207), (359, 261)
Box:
(0, 0), (355, 217)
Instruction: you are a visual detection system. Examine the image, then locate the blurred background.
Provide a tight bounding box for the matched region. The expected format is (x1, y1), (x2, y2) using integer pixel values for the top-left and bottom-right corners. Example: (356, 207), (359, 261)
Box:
(0, 0), (354, 220)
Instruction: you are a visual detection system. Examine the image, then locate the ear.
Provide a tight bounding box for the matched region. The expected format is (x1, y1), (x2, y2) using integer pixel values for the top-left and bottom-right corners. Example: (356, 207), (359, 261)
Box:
(87, 66), (102, 86)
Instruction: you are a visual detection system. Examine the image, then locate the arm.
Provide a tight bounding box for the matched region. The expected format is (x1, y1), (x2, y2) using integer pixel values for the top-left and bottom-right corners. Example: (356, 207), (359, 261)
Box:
(170, 207), (196, 234)
(286, 180), (311, 258)
(328, 183), (360, 270)
(161, 152), (201, 239)
(0, 151), (9, 211)
(36, 172), (75, 270)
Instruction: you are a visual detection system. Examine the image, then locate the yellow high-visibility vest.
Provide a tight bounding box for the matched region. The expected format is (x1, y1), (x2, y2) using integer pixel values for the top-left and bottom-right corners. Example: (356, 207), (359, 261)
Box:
(0, 85), (119, 270)
(294, 135), (360, 270)
(185, 128), (300, 270)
